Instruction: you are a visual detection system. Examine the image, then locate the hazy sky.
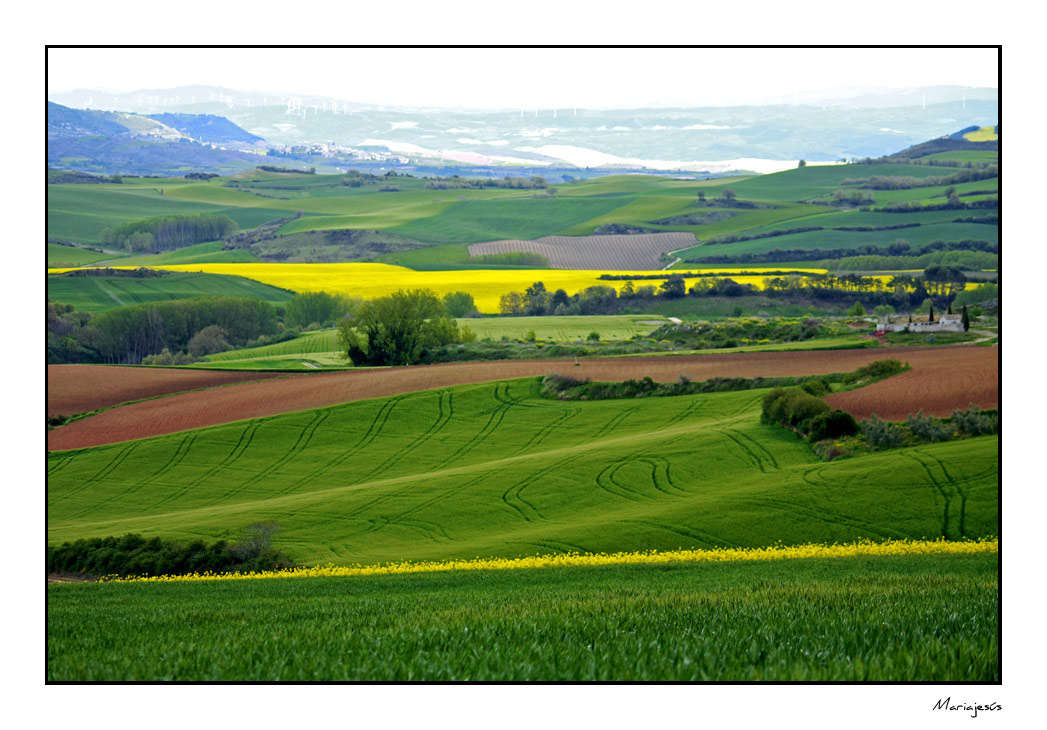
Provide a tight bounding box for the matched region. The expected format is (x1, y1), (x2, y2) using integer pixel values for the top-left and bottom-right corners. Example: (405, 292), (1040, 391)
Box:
(47, 47), (998, 110)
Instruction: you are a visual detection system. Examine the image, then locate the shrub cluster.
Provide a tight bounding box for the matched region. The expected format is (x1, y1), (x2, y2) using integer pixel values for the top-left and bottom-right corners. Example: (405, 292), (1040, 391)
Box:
(47, 523), (294, 579)
(842, 358), (907, 384)
(543, 373), (847, 402)
(650, 318), (831, 349)
(860, 405), (998, 451)
(761, 387), (831, 430)
(806, 410), (860, 442)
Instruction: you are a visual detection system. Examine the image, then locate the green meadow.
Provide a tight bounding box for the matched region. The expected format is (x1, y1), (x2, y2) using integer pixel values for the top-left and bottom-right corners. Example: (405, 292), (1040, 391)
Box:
(198, 316), (669, 368)
(47, 242), (126, 268)
(48, 378), (998, 566)
(48, 180), (294, 244)
(47, 271), (294, 312)
(47, 552), (998, 681)
(48, 160), (997, 275)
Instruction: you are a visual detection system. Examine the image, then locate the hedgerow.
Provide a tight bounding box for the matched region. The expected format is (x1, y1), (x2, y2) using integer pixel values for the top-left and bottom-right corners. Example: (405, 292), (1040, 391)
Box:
(47, 523), (295, 579)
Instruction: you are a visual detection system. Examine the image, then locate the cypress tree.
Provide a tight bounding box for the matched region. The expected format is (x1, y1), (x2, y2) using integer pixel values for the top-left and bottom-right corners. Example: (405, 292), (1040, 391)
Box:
(928, 303), (934, 322)
(962, 304), (970, 331)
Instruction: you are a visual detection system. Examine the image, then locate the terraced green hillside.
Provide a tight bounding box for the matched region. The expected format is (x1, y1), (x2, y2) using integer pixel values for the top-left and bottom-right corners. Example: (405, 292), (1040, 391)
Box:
(48, 179), (295, 244)
(47, 271), (294, 312)
(48, 379), (998, 566)
(48, 160), (997, 270)
(47, 242), (127, 268)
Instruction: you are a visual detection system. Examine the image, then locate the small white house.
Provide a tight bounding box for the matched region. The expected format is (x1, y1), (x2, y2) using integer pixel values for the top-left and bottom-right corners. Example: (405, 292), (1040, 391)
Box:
(875, 313), (965, 334)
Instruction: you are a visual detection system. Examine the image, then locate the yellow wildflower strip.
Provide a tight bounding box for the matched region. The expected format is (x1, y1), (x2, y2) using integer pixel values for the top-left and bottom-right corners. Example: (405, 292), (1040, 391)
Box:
(46, 262), (828, 314)
(106, 537), (997, 584)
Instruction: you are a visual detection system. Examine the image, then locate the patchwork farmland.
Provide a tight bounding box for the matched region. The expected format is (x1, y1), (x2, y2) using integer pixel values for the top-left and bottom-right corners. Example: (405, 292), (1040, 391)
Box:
(46, 119), (1000, 682)
(48, 345), (997, 450)
(468, 232), (698, 270)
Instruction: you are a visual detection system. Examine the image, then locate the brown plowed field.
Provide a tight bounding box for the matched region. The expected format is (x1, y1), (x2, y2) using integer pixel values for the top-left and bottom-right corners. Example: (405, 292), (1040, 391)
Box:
(825, 345), (998, 420)
(468, 232), (698, 270)
(47, 365), (293, 417)
(47, 345), (998, 451)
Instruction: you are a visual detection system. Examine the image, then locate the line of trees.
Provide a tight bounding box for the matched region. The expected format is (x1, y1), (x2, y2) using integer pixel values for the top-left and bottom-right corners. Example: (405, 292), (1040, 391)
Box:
(48, 297), (280, 364)
(839, 166), (997, 190)
(687, 238), (997, 265)
(424, 175), (548, 190)
(101, 213), (239, 253)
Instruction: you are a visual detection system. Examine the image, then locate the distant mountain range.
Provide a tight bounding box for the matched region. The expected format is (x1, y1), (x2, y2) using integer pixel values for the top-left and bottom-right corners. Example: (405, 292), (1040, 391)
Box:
(48, 102), (268, 176)
(47, 84), (999, 178)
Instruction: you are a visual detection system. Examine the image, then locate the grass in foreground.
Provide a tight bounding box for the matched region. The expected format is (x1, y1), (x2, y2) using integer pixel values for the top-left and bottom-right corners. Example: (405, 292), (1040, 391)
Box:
(47, 552), (998, 681)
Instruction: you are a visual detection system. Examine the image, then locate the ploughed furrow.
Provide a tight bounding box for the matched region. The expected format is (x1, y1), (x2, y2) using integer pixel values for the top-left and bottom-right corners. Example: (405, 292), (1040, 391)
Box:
(594, 461), (650, 503)
(586, 406), (642, 443)
(527, 538), (590, 555)
(279, 395), (409, 495)
(432, 392), (513, 469)
(230, 410), (331, 500)
(501, 454), (591, 523)
(668, 397), (705, 425)
(638, 457), (689, 497)
(510, 407), (581, 456)
(77, 434), (202, 517)
(47, 456), (72, 476)
(354, 515), (451, 544)
(906, 451), (962, 539)
(359, 466), (514, 532)
(52, 442), (140, 504)
(728, 428), (780, 470)
(721, 430), (772, 473)
(619, 518), (743, 549)
(50, 345), (998, 450)
(190, 421), (263, 491)
(351, 390), (454, 484)
(741, 497), (902, 540)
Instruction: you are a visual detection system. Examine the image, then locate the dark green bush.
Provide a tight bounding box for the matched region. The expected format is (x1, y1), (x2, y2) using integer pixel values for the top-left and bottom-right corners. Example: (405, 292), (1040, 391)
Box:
(761, 387), (830, 430)
(845, 358), (906, 383)
(800, 377), (831, 397)
(807, 410), (860, 442)
(46, 526), (296, 578)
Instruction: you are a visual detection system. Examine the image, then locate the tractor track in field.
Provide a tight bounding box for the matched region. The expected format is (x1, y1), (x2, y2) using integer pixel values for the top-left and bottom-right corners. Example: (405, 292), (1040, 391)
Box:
(48, 345), (998, 451)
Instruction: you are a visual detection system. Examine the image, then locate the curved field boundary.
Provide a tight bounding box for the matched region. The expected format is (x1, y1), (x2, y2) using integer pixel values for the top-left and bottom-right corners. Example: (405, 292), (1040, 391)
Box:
(468, 232), (698, 270)
(824, 345), (998, 420)
(107, 537), (999, 583)
(47, 345), (998, 451)
(48, 365), (292, 417)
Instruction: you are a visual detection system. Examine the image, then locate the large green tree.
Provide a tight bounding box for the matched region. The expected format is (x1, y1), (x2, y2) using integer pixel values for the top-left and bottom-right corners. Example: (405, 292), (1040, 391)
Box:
(337, 289), (461, 366)
(285, 291), (357, 329)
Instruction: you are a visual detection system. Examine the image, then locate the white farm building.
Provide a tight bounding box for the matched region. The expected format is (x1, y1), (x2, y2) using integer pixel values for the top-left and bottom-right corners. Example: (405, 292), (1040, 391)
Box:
(875, 313), (965, 334)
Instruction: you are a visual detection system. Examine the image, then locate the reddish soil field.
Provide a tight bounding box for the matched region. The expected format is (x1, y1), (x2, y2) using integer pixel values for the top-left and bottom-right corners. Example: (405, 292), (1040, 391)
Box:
(47, 345), (998, 451)
(825, 345), (998, 420)
(47, 365), (292, 417)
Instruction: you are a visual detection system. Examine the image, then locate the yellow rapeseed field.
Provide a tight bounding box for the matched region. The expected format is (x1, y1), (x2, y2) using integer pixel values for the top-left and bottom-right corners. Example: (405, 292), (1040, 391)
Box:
(107, 537), (997, 584)
(47, 263), (828, 313)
